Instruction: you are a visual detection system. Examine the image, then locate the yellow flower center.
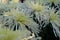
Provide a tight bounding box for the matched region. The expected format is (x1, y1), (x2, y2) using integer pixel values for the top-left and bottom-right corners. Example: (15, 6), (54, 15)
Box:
(29, 1), (44, 12)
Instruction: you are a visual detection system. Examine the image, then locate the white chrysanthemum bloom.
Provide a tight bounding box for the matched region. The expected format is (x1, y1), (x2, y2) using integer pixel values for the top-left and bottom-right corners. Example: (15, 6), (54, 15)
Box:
(26, 1), (45, 12)
(40, 8), (60, 37)
(28, 5), (50, 28)
(0, 9), (31, 40)
(49, 9), (60, 27)
(29, 4), (49, 28)
(39, 8), (60, 27)
(25, 1), (50, 28)
(0, 24), (31, 40)
(4, 9), (31, 24)
(50, 10), (60, 37)
(4, 9), (39, 36)
(41, 8), (60, 27)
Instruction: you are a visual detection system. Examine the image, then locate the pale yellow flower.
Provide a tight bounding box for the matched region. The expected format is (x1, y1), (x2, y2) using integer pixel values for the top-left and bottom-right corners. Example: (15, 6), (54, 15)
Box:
(50, 13), (58, 21)
(28, 1), (44, 12)
(4, 9), (33, 25)
(50, 12), (60, 26)
(0, 23), (31, 40)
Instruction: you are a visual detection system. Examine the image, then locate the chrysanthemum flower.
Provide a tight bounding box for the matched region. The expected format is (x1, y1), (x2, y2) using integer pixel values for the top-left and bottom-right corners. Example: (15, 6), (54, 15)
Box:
(27, 1), (45, 12)
(39, 8), (60, 37)
(0, 24), (31, 40)
(4, 9), (39, 36)
(49, 10), (60, 27)
(4, 9), (32, 24)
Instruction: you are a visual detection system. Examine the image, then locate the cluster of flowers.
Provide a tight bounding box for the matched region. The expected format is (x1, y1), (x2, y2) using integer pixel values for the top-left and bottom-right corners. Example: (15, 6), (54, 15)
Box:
(0, 0), (60, 40)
